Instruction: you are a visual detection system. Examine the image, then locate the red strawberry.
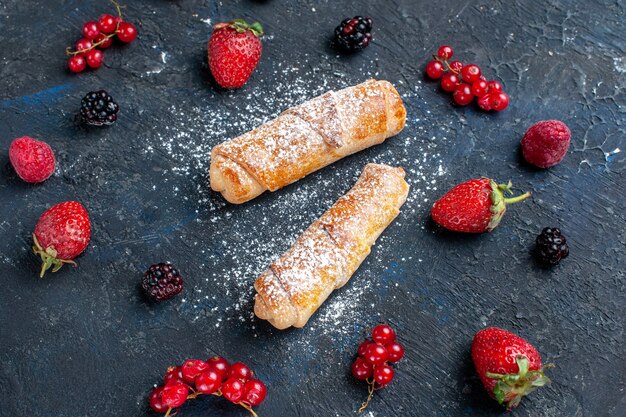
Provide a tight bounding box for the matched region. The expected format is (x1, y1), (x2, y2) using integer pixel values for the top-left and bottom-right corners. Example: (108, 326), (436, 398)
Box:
(9, 136), (56, 183)
(521, 120), (571, 168)
(208, 19), (263, 89)
(431, 178), (531, 233)
(33, 201), (91, 277)
(471, 327), (553, 409)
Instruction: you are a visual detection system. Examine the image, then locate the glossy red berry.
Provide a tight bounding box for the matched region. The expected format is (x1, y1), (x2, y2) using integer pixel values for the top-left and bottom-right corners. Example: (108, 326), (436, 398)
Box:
(207, 356), (230, 380)
(437, 45), (453, 60)
(357, 340), (372, 357)
(471, 79), (489, 98)
(68, 54), (87, 73)
(490, 92), (509, 111)
(117, 22), (137, 43)
(164, 366), (184, 385)
(222, 377), (245, 403)
(75, 38), (92, 52)
(82, 21), (100, 40)
(373, 364), (395, 387)
(363, 343), (389, 366)
(351, 357), (373, 380)
(440, 73), (460, 92)
(486, 80), (502, 93)
(243, 379), (267, 406)
(453, 83), (474, 106)
(386, 342), (405, 362)
(181, 359), (209, 383)
(195, 369), (221, 394)
(460, 64), (481, 83)
(426, 60), (445, 79)
(149, 386), (168, 413)
(228, 362), (253, 381)
(85, 49), (103, 68)
(477, 94), (492, 111)
(372, 324), (396, 345)
(97, 14), (117, 34)
(161, 382), (189, 408)
(94, 33), (113, 49)
(449, 60), (463, 73)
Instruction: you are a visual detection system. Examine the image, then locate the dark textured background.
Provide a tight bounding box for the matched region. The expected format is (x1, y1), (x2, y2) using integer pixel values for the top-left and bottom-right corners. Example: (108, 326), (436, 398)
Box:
(0, 1), (624, 416)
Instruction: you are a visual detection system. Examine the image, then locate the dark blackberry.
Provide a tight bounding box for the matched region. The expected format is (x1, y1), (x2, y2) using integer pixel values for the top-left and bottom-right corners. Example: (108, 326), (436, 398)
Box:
(535, 227), (569, 266)
(142, 263), (184, 302)
(334, 16), (373, 52)
(79, 90), (119, 126)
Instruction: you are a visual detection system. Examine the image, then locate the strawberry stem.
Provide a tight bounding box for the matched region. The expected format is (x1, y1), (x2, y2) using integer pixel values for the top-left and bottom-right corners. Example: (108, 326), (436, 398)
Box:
(504, 191), (532, 205)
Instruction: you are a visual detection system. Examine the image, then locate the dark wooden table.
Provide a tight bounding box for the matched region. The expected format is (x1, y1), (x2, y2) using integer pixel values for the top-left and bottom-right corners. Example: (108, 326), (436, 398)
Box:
(1, 1), (624, 416)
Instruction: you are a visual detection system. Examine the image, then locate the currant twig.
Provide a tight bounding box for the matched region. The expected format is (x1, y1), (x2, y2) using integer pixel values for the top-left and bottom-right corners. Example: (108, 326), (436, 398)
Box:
(239, 402), (260, 417)
(357, 379), (376, 413)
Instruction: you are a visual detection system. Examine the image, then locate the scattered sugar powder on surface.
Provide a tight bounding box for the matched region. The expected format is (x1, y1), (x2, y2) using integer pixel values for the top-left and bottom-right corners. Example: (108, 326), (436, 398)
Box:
(144, 61), (450, 340)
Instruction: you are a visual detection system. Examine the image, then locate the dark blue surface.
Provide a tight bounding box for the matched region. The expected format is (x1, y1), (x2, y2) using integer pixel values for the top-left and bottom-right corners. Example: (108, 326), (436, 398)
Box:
(0, 1), (624, 416)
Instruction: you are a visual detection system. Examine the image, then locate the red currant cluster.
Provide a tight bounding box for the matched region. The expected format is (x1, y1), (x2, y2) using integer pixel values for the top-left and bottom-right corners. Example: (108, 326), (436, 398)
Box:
(66, 1), (137, 73)
(426, 45), (509, 111)
(351, 324), (405, 412)
(148, 356), (266, 417)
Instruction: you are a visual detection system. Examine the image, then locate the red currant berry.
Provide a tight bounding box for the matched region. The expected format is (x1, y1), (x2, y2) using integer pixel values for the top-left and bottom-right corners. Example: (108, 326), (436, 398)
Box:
(425, 61), (445, 80)
(181, 359), (209, 383)
(437, 45), (453, 60)
(195, 369), (221, 394)
(243, 379), (267, 406)
(148, 386), (168, 413)
(486, 80), (503, 93)
(160, 382), (189, 408)
(82, 21), (100, 40)
(164, 366), (184, 385)
(453, 83), (474, 106)
(386, 341), (405, 362)
(68, 55), (87, 73)
(471, 80), (489, 98)
(351, 357), (373, 380)
(117, 22), (138, 43)
(94, 33), (113, 49)
(207, 356), (230, 380)
(449, 60), (463, 73)
(460, 64), (481, 83)
(363, 343), (389, 366)
(477, 94), (493, 111)
(221, 377), (245, 403)
(489, 92), (509, 111)
(440, 73), (460, 92)
(75, 38), (93, 52)
(372, 324), (396, 344)
(357, 340), (372, 358)
(228, 362), (253, 382)
(373, 364), (395, 387)
(97, 14), (117, 34)
(85, 49), (103, 69)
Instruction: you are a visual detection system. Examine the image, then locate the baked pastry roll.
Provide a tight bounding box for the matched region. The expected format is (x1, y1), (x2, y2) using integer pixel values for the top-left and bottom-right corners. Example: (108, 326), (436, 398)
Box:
(210, 79), (406, 204)
(254, 163), (410, 329)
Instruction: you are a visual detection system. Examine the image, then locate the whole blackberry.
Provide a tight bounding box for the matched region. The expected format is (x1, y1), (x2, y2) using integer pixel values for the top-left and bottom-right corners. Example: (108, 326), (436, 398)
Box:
(334, 16), (373, 52)
(142, 263), (184, 302)
(80, 90), (119, 126)
(535, 227), (569, 266)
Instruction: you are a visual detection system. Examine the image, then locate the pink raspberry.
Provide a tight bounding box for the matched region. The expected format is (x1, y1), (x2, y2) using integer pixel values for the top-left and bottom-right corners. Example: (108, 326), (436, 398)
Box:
(521, 120), (571, 168)
(9, 136), (56, 183)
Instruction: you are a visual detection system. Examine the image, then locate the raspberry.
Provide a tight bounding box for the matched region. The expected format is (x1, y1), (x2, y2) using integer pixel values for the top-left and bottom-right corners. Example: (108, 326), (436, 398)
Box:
(334, 16), (373, 51)
(142, 263), (184, 302)
(521, 120), (571, 168)
(79, 90), (119, 126)
(535, 227), (569, 266)
(9, 136), (56, 183)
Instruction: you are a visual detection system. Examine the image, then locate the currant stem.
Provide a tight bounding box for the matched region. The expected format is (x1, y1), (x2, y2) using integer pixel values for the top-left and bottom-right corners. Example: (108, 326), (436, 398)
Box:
(164, 408), (173, 417)
(357, 379), (376, 413)
(504, 192), (532, 205)
(239, 402), (259, 417)
(65, 0), (125, 56)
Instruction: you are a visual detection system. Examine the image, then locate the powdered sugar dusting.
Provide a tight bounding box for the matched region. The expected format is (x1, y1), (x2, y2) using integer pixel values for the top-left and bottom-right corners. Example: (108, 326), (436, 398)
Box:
(142, 62), (448, 342)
